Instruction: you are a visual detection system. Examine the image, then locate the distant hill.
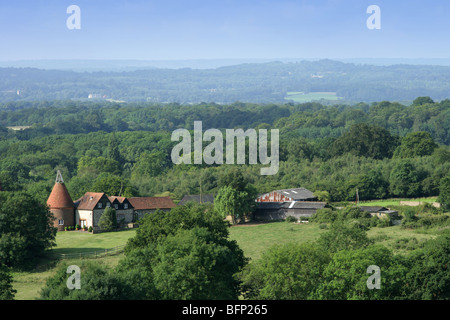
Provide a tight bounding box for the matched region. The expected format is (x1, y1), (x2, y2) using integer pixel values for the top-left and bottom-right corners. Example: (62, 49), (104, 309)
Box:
(1, 59), (450, 104)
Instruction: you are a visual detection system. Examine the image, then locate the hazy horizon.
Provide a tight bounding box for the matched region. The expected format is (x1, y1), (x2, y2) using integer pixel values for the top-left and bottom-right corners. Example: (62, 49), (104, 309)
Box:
(1, 0), (449, 62)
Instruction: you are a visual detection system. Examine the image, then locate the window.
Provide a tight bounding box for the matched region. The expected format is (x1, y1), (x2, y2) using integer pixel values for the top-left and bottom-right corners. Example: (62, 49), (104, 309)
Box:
(98, 202), (102, 208)
(114, 204), (119, 209)
(124, 203), (128, 209)
(58, 219), (64, 225)
(107, 202), (111, 207)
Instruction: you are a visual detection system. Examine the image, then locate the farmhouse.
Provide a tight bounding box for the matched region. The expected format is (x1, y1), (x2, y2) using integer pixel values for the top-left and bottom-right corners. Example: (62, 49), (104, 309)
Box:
(74, 192), (135, 229)
(47, 171), (176, 231)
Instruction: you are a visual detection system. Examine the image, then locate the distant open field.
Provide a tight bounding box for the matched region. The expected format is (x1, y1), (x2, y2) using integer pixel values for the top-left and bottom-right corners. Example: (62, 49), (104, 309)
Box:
(285, 91), (343, 103)
(358, 197), (439, 207)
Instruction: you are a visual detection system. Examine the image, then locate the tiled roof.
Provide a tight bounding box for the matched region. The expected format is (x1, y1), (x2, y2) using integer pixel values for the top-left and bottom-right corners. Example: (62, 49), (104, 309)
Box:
(128, 197), (176, 210)
(74, 192), (106, 210)
(47, 182), (74, 209)
(108, 196), (127, 203)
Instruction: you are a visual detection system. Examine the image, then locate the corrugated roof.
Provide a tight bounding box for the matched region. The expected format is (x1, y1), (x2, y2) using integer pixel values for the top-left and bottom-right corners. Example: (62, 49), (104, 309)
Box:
(128, 197), (176, 210)
(257, 201), (326, 210)
(47, 182), (74, 209)
(274, 188), (316, 200)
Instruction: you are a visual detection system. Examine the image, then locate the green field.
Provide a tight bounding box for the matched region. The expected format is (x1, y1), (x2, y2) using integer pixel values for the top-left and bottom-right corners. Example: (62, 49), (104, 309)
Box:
(12, 220), (441, 300)
(285, 91), (343, 103)
(358, 197), (438, 207)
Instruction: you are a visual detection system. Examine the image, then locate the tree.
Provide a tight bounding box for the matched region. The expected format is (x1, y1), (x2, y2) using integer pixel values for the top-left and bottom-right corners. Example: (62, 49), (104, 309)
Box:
(0, 191), (56, 269)
(394, 131), (438, 158)
(98, 207), (117, 232)
(389, 159), (423, 197)
(40, 262), (133, 300)
(314, 245), (407, 300)
(239, 242), (330, 300)
(152, 227), (244, 299)
(412, 96), (434, 106)
(330, 123), (399, 159)
(106, 132), (123, 164)
(119, 203), (247, 300)
(438, 173), (450, 212)
(215, 168), (258, 224)
(316, 220), (373, 254)
(92, 174), (135, 197)
(0, 265), (16, 300)
(403, 233), (450, 299)
(215, 184), (258, 224)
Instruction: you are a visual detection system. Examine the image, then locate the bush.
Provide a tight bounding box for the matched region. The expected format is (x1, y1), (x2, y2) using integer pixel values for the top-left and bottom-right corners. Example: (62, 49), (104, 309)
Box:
(88, 226), (93, 233)
(310, 208), (338, 223)
(285, 216), (297, 223)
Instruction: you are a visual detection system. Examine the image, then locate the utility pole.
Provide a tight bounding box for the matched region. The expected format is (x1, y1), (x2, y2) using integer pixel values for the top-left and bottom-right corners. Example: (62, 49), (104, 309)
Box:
(356, 188), (359, 206)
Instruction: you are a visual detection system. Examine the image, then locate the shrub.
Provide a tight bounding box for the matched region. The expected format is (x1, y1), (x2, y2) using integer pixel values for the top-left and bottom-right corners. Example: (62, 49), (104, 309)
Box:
(285, 216), (297, 223)
(88, 226), (93, 233)
(310, 208), (338, 223)
(319, 223), (328, 230)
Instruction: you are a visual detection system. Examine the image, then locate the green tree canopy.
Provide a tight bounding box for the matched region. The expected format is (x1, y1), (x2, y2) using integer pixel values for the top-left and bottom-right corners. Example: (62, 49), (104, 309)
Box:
(330, 123), (399, 159)
(0, 191), (56, 269)
(239, 242), (330, 300)
(98, 207), (117, 232)
(0, 265), (16, 300)
(394, 131), (438, 158)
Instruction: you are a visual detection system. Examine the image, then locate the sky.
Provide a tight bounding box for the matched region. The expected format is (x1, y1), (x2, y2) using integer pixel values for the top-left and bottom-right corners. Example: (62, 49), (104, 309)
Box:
(0, 0), (449, 61)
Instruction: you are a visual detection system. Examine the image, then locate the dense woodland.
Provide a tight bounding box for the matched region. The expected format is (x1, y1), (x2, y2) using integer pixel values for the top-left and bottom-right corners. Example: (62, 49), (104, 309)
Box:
(0, 97), (448, 208)
(0, 96), (449, 301)
(2, 60), (450, 103)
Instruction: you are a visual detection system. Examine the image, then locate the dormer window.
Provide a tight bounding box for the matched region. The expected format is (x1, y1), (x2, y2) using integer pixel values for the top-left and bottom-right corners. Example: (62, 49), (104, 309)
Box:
(124, 203), (128, 209)
(98, 202), (102, 208)
(114, 204), (119, 209)
(107, 202), (111, 207)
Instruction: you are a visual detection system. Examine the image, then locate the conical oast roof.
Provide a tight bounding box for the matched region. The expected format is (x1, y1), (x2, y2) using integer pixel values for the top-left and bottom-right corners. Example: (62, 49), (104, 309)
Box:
(47, 182), (74, 209)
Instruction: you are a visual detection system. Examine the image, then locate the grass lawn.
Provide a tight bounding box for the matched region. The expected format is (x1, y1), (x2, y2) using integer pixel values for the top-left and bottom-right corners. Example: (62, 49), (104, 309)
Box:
(52, 229), (136, 254)
(12, 229), (136, 300)
(228, 222), (326, 261)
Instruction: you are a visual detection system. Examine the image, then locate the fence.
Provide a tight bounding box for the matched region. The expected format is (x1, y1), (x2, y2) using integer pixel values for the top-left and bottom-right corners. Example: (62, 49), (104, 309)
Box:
(50, 244), (126, 260)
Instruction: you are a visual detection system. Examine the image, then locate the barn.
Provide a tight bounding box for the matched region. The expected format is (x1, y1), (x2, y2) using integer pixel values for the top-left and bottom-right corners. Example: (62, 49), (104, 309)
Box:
(256, 188), (318, 202)
(253, 187), (326, 221)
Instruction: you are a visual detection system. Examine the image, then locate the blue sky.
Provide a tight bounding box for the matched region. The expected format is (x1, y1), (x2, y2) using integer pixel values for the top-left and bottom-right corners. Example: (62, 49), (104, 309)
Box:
(0, 0), (449, 61)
